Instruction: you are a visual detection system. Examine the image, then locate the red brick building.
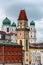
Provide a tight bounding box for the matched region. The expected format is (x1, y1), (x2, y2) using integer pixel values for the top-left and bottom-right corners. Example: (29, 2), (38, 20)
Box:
(0, 44), (23, 65)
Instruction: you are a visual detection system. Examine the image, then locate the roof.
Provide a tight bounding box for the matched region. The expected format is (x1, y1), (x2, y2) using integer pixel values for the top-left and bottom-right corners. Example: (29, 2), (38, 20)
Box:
(0, 40), (22, 47)
(29, 43), (43, 49)
(6, 32), (16, 36)
(18, 10), (28, 21)
(11, 22), (16, 27)
(3, 17), (11, 25)
(30, 20), (35, 25)
(0, 31), (6, 34)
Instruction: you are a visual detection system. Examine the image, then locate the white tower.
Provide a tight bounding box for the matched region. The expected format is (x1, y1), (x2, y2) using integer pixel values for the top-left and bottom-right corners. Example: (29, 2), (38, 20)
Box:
(2, 17), (11, 33)
(11, 22), (17, 43)
(29, 20), (36, 43)
(11, 22), (16, 33)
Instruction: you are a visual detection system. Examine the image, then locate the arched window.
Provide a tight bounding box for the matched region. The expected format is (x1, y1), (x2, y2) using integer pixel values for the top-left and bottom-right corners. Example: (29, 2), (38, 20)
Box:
(20, 40), (22, 45)
(7, 28), (9, 32)
(26, 40), (28, 51)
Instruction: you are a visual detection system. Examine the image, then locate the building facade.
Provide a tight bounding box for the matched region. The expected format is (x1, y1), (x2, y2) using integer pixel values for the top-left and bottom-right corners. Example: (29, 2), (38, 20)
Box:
(29, 43), (43, 65)
(0, 43), (23, 65)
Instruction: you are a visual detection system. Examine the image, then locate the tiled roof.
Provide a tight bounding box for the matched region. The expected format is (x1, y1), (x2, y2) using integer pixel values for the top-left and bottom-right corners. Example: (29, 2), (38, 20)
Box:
(0, 40), (22, 46)
(29, 43), (43, 46)
(0, 31), (6, 34)
(18, 10), (28, 21)
(6, 32), (16, 36)
(29, 43), (43, 48)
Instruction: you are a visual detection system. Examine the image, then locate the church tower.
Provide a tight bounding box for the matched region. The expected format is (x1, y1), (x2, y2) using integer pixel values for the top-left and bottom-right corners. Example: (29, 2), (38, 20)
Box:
(2, 17), (11, 33)
(29, 20), (36, 43)
(2, 17), (17, 43)
(16, 10), (30, 65)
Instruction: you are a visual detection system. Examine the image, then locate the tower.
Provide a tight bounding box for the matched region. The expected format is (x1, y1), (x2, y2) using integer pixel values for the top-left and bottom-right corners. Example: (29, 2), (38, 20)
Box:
(2, 17), (11, 33)
(11, 22), (16, 33)
(2, 17), (17, 43)
(29, 20), (36, 43)
(11, 22), (17, 43)
(16, 10), (30, 65)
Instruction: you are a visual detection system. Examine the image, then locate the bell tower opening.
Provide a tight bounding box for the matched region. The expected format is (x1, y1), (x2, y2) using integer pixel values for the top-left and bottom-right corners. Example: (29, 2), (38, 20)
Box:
(26, 40), (28, 51)
(20, 40), (22, 45)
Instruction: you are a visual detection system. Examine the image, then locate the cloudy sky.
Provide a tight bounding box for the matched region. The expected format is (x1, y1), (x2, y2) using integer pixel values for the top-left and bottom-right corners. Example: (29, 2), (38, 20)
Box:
(0, 0), (43, 42)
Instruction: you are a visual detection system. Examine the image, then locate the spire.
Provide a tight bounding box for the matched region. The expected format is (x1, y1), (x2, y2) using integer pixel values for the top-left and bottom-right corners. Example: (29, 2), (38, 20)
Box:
(18, 10), (28, 21)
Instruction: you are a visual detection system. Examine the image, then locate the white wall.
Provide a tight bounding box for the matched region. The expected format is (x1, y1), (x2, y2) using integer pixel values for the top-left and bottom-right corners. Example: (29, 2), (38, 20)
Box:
(41, 51), (43, 65)
(2, 25), (11, 33)
(11, 34), (17, 43)
(5, 35), (11, 41)
(0, 34), (1, 39)
(29, 25), (36, 43)
(11, 27), (16, 33)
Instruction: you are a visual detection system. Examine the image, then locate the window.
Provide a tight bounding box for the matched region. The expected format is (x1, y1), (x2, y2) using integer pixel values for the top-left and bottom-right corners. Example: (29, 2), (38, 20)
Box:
(26, 53), (28, 56)
(31, 28), (32, 30)
(20, 40), (22, 45)
(26, 59), (28, 62)
(7, 28), (9, 32)
(31, 35), (32, 37)
(20, 22), (22, 25)
(20, 22), (22, 28)
(26, 40), (28, 51)
(12, 29), (13, 31)
(1, 33), (5, 39)
(29, 61), (31, 64)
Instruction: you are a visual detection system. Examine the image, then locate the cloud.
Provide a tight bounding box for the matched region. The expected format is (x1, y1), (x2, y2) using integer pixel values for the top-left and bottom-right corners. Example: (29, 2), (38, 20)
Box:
(36, 31), (43, 43)
(36, 18), (43, 31)
(0, 8), (6, 30)
(35, 18), (43, 42)
(4, 1), (43, 21)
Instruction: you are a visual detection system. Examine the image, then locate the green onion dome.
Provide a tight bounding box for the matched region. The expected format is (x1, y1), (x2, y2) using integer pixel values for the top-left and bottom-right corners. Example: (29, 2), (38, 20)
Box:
(11, 22), (16, 27)
(30, 20), (35, 26)
(3, 17), (11, 25)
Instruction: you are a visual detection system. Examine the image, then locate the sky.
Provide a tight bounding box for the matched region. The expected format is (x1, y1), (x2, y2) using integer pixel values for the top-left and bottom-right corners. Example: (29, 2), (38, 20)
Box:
(0, 0), (43, 42)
